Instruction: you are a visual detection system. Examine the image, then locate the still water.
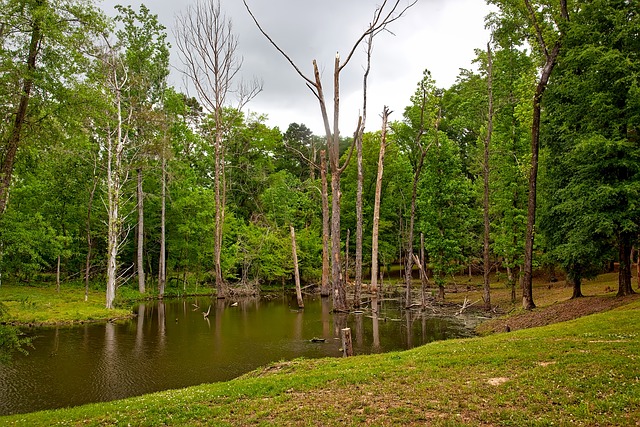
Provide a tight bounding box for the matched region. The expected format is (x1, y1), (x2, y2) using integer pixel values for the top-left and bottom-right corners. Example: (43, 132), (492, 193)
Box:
(0, 295), (475, 415)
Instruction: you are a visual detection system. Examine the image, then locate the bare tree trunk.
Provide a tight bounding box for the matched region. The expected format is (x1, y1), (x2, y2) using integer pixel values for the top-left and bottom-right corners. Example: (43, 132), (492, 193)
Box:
(290, 225), (304, 309)
(0, 10), (41, 214)
(320, 150), (331, 297)
(482, 42), (494, 311)
(330, 159), (346, 310)
(420, 233), (427, 308)
(371, 107), (391, 311)
(570, 274), (583, 299)
(344, 228), (350, 284)
(213, 125), (225, 298)
(354, 29), (374, 310)
(137, 168), (145, 293)
(158, 157), (166, 297)
(85, 162), (98, 302)
(105, 51), (129, 309)
(521, 0), (567, 310)
(354, 128), (364, 307)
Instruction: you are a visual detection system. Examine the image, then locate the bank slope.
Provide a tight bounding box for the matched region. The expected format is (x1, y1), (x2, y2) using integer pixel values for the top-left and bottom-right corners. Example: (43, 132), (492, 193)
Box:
(2, 300), (639, 426)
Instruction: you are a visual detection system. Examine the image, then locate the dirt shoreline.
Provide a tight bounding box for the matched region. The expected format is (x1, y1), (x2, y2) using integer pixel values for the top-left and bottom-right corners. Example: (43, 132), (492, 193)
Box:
(476, 292), (640, 334)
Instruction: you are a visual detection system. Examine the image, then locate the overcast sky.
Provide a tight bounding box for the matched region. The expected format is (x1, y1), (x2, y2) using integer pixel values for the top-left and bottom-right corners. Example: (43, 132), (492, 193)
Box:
(100, 0), (493, 135)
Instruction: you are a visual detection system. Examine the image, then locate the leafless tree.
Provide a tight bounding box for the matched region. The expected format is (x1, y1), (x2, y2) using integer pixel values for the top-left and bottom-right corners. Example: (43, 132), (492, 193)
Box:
(243, 0), (415, 312)
(100, 44), (132, 309)
(175, 0), (261, 299)
(370, 106), (392, 313)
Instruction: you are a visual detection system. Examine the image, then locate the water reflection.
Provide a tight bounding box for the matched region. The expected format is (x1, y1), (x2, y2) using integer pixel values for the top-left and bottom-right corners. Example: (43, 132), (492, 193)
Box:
(0, 295), (474, 416)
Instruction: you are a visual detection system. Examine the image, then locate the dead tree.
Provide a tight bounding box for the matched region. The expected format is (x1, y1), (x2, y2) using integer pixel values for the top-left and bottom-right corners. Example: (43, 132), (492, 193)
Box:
(371, 107), (392, 313)
(290, 225), (304, 309)
(243, 0), (415, 312)
(175, 0), (261, 299)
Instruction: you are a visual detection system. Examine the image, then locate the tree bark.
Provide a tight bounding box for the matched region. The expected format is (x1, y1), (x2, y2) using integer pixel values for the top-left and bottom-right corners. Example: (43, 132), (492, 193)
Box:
(354, 129), (364, 307)
(618, 233), (635, 296)
(0, 10), (42, 214)
(344, 228), (350, 284)
(85, 163), (98, 303)
(320, 150), (331, 297)
(420, 233), (427, 308)
(570, 274), (583, 299)
(158, 158), (166, 297)
(290, 225), (304, 309)
(137, 168), (145, 293)
(371, 107), (391, 311)
(482, 42), (494, 311)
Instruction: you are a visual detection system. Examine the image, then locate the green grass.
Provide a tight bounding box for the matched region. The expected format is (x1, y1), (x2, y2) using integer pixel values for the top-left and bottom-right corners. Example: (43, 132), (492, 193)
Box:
(0, 283), (133, 324)
(2, 299), (638, 426)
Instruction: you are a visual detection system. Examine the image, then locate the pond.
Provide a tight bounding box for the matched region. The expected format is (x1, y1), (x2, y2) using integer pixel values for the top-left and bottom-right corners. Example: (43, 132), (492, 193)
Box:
(0, 295), (476, 416)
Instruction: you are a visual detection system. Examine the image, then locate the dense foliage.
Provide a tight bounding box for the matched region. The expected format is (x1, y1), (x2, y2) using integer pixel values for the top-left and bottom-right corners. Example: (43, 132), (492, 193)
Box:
(0, 0), (638, 305)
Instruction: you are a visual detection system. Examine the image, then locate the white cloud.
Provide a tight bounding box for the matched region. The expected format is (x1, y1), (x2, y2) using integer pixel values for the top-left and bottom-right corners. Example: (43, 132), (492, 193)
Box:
(100, 0), (492, 134)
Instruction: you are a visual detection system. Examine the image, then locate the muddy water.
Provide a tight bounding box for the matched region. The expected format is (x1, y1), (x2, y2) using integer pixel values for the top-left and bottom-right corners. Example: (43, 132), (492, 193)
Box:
(0, 295), (475, 415)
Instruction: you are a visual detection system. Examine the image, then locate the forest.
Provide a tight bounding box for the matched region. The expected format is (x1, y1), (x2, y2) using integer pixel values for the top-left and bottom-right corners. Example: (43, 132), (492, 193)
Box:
(0, 0), (638, 314)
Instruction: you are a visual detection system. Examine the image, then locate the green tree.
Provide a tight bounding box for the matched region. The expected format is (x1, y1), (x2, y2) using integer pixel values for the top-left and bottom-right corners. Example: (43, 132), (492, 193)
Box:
(418, 132), (473, 300)
(0, 0), (106, 213)
(488, 0), (570, 309)
(113, 4), (170, 295)
(541, 0), (640, 297)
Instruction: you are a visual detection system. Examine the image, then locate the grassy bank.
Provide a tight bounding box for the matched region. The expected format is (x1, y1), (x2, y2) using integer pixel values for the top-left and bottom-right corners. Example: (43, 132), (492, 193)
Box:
(0, 283), (133, 325)
(2, 297), (638, 426)
(0, 277), (220, 325)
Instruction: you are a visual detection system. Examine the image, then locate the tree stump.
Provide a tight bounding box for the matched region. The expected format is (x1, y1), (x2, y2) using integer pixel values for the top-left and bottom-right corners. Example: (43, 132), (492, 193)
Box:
(341, 327), (353, 357)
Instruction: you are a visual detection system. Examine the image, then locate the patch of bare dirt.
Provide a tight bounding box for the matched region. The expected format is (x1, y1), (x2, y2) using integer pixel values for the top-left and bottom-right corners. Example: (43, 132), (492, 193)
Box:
(477, 293), (640, 334)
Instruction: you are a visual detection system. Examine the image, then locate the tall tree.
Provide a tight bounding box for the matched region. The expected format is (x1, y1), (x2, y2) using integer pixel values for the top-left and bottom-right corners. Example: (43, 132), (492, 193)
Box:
(370, 107), (392, 310)
(97, 42), (130, 309)
(244, 0), (415, 311)
(114, 4), (170, 295)
(0, 0), (106, 213)
(482, 43), (494, 311)
(489, 0), (569, 309)
(175, 0), (261, 299)
(394, 70), (438, 307)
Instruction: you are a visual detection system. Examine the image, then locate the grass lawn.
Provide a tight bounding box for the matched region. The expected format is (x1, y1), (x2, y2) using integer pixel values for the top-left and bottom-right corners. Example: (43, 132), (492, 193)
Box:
(1, 276), (638, 426)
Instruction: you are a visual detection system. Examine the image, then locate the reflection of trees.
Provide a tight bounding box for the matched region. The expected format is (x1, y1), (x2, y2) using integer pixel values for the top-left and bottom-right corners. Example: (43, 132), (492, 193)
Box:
(355, 313), (363, 347)
(135, 303), (145, 354)
(372, 313), (380, 351)
(405, 311), (413, 349)
(334, 313), (347, 338)
(321, 297), (331, 338)
(293, 309), (303, 341)
(158, 300), (166, 348)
